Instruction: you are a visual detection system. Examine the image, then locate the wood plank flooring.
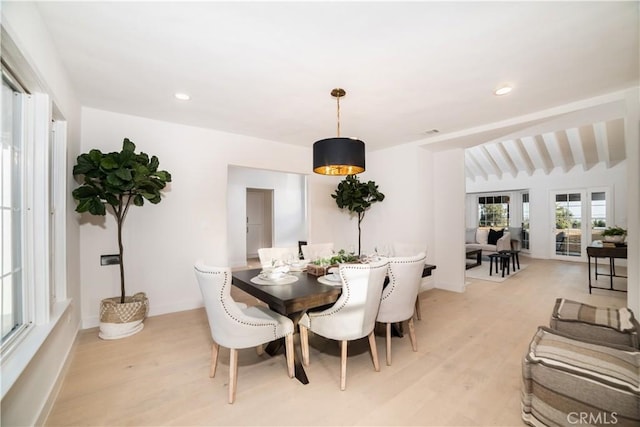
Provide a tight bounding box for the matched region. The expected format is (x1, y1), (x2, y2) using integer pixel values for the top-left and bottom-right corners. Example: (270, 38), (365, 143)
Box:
(45, 257), (627, 426)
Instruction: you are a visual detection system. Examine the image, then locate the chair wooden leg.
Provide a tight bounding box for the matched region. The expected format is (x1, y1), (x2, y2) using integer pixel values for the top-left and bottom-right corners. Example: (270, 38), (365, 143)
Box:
(255, 344), (264, 356)
(210, 342), (219, 378)
(228, 348), (238, 404)
(285, 334), (294, 378)
(340, 340), (348, 391)
(385, 323), (392, 366)
(408, 318), (418, 351)
(415, 296), (422, 320)
(300, 325), (310, 366)
(368, 331), (380, 372)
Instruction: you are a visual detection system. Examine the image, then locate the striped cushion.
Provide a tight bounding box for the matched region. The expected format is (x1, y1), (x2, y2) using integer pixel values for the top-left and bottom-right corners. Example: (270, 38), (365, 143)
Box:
(550, 298), (640, 349)
(522, 327), (640, 426)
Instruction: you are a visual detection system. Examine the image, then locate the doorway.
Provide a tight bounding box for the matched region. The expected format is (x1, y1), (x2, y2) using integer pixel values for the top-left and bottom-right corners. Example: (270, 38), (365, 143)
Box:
(551, 190), (586, 260)
(246, 188), (273, 259)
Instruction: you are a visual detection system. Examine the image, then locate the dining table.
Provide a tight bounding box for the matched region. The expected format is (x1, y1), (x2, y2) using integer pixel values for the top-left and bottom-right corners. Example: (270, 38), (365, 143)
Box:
(231, 263), (436, 384)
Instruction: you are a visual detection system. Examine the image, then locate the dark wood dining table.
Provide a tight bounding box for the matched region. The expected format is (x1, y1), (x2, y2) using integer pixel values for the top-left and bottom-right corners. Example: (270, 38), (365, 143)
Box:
(231, 263), (436, 384)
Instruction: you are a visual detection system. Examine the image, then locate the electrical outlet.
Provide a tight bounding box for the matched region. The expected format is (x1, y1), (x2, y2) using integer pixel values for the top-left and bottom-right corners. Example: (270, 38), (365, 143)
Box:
(100, 254), (120, 266)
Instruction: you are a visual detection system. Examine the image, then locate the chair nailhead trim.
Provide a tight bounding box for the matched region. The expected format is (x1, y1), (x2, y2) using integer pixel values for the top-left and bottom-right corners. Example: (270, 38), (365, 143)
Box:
(195, 267), (284, 339)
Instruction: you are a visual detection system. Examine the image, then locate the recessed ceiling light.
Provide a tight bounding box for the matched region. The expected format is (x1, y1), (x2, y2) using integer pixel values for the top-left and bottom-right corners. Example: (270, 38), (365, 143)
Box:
(494, 85), (513, 96)
(174, 93), (191, 101)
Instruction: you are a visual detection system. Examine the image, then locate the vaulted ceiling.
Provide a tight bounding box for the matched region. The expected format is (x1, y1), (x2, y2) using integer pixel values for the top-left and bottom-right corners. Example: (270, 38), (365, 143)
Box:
(465, 118), (626, 181)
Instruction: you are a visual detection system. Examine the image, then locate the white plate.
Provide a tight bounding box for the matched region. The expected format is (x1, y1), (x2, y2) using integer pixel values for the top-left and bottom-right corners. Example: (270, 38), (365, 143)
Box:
(325, 273), (341, 282)
(288, 262), (309, 272)
(250, 274), (298, 286)
(317, 275), (342, 286)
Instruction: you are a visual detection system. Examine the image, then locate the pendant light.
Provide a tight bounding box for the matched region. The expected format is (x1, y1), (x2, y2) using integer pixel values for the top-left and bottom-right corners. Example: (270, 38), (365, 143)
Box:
(313, 88), (365, 175)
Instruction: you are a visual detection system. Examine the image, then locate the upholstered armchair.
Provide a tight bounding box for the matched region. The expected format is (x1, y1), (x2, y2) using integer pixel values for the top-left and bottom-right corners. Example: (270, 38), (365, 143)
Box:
(298, 260), (389, 390)
(194, 262), (295, 403)
(376, 253), (426, 365)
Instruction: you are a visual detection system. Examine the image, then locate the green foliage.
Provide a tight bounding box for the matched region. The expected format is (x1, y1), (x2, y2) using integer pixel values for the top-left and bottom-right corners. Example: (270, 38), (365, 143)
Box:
(332, 174), (385, 214)
(72, 138), (171, 216)
(331, 174), (385, 255)
(555, 205), (574, 229)
(311, 249), (359, 266)
(602, 226), (627, 236)
(72, 138), (172, 302)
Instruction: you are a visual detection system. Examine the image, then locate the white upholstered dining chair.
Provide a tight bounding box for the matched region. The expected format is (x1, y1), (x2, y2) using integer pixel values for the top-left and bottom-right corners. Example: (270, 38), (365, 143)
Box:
(257, 246), (299, 268)
(392, 242), (429, 320)
(194, 261), (295, 404)
(376, 253), (427, 365)
(298, 259), (389, 390)
(300, 242), (334, 261)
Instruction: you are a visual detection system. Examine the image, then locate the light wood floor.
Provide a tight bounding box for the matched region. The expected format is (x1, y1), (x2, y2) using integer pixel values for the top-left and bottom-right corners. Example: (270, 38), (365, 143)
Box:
(45, 257), (627, 426)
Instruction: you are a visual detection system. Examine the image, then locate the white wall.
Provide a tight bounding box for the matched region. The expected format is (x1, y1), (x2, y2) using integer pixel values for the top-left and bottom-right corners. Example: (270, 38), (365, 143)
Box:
(79, 107), (320, 327)
(365, 144), (431, 254)
(466, 162), (627, 259)
(367, 144), (462, 292)
(1, 3), (83, 427)
(227, 166), (307, 267)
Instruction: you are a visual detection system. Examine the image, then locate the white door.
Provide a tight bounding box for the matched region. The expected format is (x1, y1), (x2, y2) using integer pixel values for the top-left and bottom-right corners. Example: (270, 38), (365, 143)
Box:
(551, 190), (586, 261)
(246, 189), (273, 258)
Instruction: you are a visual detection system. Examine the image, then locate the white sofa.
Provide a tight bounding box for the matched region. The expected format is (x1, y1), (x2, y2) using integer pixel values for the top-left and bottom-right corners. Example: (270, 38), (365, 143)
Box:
(465, 227), (511, 255)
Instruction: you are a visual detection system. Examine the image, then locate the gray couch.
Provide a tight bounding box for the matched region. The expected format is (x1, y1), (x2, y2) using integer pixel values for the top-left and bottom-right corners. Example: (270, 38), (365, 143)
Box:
(465, 227), (511, 255)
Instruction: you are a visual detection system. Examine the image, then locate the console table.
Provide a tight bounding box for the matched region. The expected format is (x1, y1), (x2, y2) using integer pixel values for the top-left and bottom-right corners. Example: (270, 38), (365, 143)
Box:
(586, 246), (627, 294)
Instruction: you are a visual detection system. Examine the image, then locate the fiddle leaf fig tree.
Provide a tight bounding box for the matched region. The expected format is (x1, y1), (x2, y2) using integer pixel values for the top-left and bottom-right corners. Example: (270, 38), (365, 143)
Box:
(72, 138), (172, 303)
(331, 174), (385, 256)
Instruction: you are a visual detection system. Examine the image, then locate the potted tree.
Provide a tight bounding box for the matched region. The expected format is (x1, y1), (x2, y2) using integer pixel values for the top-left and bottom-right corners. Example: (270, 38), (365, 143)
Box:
(331, 174), (385, 256)
(72, 138), (172, 339)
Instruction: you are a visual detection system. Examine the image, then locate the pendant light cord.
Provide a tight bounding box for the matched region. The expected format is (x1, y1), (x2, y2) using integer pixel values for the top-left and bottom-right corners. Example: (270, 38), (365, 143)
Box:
(336, 95), (341, 137)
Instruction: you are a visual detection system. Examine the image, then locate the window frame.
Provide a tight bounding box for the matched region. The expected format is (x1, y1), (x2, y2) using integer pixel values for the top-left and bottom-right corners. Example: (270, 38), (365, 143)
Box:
(477, 194), (510, 228)
(0, 76), (69, 398)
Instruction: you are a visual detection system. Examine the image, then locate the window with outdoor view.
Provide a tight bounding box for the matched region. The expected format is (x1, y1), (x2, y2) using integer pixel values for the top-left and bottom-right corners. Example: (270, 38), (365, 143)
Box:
(590, 191), (607, 241)
(522, 192), (530, 250)
(1, 71), (25, 347)
(478, 195), (510, 227)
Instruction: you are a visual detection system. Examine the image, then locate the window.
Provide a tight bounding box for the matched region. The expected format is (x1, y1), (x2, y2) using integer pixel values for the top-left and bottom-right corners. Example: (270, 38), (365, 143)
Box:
(590, 191), (607, 241)
(1, 71), (26, 347)
(1, 60), (67, 369)
(521, 192), (530, 250)
(478, 195), (510, 227)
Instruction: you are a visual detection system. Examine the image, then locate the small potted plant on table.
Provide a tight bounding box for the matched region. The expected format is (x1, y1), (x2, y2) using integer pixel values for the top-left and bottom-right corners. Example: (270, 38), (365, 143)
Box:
(601, 226), (627, 244)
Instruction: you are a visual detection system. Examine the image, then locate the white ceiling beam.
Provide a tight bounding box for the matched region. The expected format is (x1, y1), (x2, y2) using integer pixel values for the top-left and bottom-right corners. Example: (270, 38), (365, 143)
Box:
(478, 146), (501, 177)
(466, 148), (489, 180)
(566, 127), (587, 171)
(520, 136), (551, 174)
(593, 121), (611, 168)
(464, 165), (476, 182)
(464, 152), (484, 179)
(484, 142), (517, 178)
(501, 139), (533, 176)
(541, 132), (568, 172)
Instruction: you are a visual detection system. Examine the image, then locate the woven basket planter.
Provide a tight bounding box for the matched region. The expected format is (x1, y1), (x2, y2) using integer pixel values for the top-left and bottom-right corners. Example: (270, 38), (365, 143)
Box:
(99, 292), (149, 340)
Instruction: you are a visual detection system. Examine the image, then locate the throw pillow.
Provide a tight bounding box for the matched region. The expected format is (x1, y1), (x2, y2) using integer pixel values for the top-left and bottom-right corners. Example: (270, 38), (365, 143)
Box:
(476, 228), (489, 245)
(488, 228), (504, 245)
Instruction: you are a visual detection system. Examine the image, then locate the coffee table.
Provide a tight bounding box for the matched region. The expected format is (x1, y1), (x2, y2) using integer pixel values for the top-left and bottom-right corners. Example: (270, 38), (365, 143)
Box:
(465, 248), (482, 269)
